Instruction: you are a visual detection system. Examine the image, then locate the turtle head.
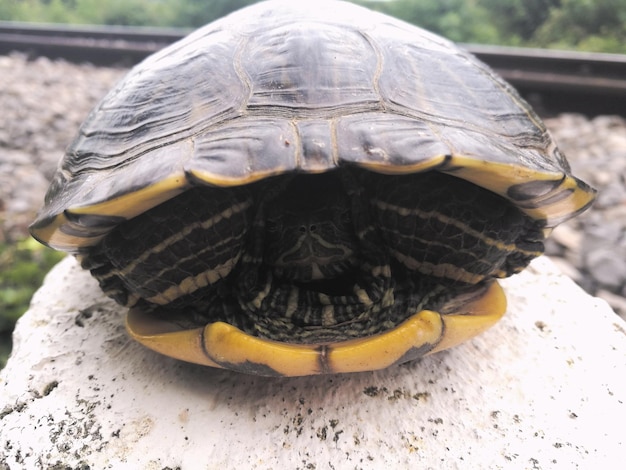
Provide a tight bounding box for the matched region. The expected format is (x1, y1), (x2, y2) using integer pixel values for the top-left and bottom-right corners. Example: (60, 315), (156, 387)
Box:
(264, 174), (357, 282)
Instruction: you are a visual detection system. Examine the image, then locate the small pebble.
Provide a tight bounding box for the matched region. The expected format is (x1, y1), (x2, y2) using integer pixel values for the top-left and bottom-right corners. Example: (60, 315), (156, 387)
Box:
(585, 248), (626, 290)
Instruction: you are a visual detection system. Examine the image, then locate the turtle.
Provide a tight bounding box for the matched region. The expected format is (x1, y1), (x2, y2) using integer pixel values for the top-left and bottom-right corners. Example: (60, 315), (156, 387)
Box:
(30, 0), (596, 377)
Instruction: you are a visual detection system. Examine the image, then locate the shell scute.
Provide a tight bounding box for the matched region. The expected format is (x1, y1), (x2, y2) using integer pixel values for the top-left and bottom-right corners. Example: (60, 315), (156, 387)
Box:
(243, 23), (380, 110)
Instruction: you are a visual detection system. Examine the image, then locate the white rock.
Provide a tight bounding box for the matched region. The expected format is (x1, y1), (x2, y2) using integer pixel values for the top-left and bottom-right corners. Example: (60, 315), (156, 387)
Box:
(1, 256), (624, 469)
(596, 289), (626, 322)
(546, 256), (582, 284)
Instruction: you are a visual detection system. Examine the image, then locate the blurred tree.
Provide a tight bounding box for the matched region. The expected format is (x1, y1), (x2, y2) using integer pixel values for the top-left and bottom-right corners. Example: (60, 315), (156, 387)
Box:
(478, 0), (560, 42)
(358, 0), (500, 43)
(0, 0), (624, 57)
(169, 0), (260, 27)
(532, 0), (626, 51)
(0, 0), (260, 26)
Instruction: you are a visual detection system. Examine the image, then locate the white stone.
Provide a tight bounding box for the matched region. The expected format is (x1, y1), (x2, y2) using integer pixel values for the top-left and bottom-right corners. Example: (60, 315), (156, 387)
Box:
(1, 256), (624, 469)
(596, 289), (626, 321)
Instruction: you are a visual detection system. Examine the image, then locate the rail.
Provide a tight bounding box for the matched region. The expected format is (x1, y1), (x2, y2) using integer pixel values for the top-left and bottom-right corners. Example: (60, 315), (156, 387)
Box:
(1, 21), (625, 116)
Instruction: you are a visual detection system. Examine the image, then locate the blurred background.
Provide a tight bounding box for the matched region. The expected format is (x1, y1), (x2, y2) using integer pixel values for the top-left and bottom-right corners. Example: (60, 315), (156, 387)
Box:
(1, 0), (625, 368)
(1, 0), (625, 52)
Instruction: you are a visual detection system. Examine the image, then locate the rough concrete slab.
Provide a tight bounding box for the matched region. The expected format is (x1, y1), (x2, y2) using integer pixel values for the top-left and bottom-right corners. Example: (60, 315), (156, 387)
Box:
(1, 256), (624, 469)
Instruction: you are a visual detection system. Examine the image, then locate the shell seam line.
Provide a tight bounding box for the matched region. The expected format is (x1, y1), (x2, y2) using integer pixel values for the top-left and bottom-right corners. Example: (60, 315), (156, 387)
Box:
(290, 120), (303, 169)
(330, 118), (339, 167)
(467, 50), (545, 131)
(233, 35), (252, 113)
(359, 30), (386, 112)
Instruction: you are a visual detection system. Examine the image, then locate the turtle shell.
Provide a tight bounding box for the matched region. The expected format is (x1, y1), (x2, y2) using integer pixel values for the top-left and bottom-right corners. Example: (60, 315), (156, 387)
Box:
(31, 0), (595, 376)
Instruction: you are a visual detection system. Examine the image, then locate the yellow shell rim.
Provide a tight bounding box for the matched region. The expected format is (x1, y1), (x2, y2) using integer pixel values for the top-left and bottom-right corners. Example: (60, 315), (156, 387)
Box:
(32, 156), (595, 252)
(126, 280), (507, 376)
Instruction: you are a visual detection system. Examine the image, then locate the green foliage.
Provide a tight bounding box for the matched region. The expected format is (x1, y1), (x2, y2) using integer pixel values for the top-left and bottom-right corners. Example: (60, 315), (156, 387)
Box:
(0, 0), (259, 26)
(478, 0), (559, 42)
(1, 0), (623, 52)
(360, 0), (500, 44)
(531, 0), (626, 52)
(0, 237), (65, 368)
(165, 0), (260, 28)
(0, 0), (626, 52)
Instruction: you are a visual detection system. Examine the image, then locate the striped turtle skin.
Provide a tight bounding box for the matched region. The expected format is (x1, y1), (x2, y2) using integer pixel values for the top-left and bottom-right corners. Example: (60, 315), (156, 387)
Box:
(30, 0), (595, 376)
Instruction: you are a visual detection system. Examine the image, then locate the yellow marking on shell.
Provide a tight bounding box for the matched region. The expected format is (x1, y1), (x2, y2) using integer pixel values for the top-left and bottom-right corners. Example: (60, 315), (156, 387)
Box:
(325, 309), (444, 373)
(32, 175), (190, 251)
(438, 157), (596, 223)
(204, 322), (325, 376)
(390, 249), (486, 284)
(32, 174), (188, 252)
(73, 176), (189, 217)
(29, 213), (105, 252)
(358, 155), (595, 224)
(126, 281), (507, 376)
(126, 309), (223, 369)
(429, 280), (507, 354)
(521, 175), (597, 224)
(355, 154), (450, 175)
(188, 166), (329, 189)
(34, 152), (594, 254)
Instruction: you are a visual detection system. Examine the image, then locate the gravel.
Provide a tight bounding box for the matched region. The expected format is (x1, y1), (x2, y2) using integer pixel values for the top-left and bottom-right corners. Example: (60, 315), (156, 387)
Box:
(543, 114), (626, 317)
(1, 52), (625, 318)
(0, 53), (125, 240)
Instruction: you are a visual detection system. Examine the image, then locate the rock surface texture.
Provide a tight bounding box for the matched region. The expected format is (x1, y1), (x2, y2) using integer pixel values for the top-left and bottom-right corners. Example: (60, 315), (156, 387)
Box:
(1, 256), (624, 469)
(1, 53), (625, 318)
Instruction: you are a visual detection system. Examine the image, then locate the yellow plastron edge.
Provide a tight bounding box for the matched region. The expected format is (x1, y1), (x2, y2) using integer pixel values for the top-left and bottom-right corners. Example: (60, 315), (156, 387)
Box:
(126, 281), (506, 377)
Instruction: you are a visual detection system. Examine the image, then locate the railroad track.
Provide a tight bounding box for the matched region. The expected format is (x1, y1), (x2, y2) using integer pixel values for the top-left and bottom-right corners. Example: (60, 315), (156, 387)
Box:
(2, 20), (626, 116)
